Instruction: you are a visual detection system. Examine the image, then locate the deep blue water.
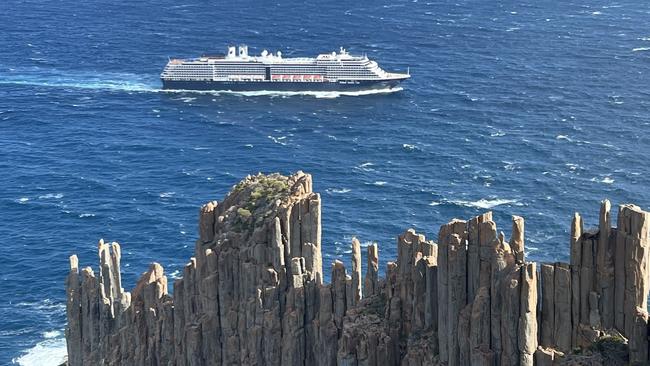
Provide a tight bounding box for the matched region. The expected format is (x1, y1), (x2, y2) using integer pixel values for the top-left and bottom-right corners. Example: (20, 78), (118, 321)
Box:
(2, 0), (650, 364)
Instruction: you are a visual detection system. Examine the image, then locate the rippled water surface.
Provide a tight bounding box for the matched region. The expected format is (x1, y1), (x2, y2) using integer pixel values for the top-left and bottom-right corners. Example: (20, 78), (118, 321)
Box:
(2, 0), (650, 363)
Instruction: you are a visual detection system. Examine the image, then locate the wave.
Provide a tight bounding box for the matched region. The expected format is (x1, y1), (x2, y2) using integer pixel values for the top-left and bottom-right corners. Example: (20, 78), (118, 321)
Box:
(0, 68), (157, 93)
(38, 193), (64, 199)
(12, 333), (67, 366)
(429, 198), (521, 209)
(161, 87), (404, 99)
(633, 47), (650, 52)
(591, 176), (615, 184)
(326, 188), (351, 194)
(356, 162), (376, 172)
(450, 198), (521, 209)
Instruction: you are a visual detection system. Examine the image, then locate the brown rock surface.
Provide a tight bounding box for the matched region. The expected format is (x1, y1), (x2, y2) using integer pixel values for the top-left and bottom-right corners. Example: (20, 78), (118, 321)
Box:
(64, 172), (650, 366)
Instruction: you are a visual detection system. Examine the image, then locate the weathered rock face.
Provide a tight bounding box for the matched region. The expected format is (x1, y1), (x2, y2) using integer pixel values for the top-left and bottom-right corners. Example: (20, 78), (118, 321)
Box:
(65, 173), (650, 366)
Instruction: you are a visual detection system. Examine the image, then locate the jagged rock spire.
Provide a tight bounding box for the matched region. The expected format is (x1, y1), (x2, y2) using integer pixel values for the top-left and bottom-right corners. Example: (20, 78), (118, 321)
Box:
(64, 172), (650, 366)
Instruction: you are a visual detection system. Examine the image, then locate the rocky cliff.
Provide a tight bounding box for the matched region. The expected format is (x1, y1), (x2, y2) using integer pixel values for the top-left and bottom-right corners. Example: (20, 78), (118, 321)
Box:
(65, 172), (650, 365)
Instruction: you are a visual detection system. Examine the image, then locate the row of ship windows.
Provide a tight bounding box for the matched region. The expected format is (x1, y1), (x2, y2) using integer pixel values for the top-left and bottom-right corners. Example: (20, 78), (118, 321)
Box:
(172, 66), (374, 72)
(169, 71), (378, 76)
(172, 69), (374, 73)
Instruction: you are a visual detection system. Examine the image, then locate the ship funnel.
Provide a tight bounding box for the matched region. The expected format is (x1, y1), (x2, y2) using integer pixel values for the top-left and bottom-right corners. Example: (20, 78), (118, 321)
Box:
(276, 50), (282, 58)
(239, 45), (248, 57)
(227, 46), (236, 58)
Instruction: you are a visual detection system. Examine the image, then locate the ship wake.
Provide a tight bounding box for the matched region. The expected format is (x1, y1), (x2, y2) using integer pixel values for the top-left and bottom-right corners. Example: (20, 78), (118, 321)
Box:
(1, 67), (403, 98)
(0, 67), (159, 93)
(160, 87), (404, 98)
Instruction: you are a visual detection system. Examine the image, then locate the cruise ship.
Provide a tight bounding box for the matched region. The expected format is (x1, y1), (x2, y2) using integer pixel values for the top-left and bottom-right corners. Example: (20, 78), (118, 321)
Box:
(160, 45), (410, 92)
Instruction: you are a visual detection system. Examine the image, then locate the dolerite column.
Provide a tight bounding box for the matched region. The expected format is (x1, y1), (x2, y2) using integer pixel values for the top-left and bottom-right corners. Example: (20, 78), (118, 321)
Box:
(332, 260), (347, 329)
(467, 216), (481, 301)
(501, 264), (521, 366)
(438, 219), (466, 365)
(469, 287), (492, 366)
(519, 263), (537, 366)
(553, 263), (571, 353)
(317, 285), (338, 366)
(173, 279), (186, 366)
(629, 307), (649, 363)
(539, 264), (554, 348)
(478, 218), (497, 289)
(510, 215), (525, 263)
(351, 238), (362, 306)
(437, 224), (450, 364)
(66, 255), (82, 366)
(597, 200), (615, 329)
(579, 233), (596, 332)
(614, 205), (626, 331)
(413, 252), (427, 332)
(301, 193), (323, 285)
(447, 233), (467, 366)
(283, 258), (307, 366)
(424, 256), (438, 333)
(79, 266), (99, 365)
(364, 243), (379, 297)
(490, 236), (510, 364)
(396, 230), (415, 334)
(458, 304), (472, 366)
(200, 248), (221, 366)
(569, 213), (582, 348)
(621, 204), (650, 337)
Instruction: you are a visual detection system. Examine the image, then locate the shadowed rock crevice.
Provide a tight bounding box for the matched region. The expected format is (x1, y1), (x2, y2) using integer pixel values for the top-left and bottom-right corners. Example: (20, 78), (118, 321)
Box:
(65, 172), (650, 366)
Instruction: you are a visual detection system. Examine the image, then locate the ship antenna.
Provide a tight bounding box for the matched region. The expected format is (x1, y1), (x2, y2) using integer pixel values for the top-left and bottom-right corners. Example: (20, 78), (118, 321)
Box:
(407, 67), (410, 76)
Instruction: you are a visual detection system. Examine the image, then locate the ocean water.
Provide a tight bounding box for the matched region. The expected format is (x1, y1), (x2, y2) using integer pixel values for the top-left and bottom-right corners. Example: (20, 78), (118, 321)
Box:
(2, 0), (650, 364)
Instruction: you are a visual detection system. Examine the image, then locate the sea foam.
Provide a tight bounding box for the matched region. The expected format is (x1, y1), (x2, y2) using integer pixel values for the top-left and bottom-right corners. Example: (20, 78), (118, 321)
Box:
(12, 334), (67, 366)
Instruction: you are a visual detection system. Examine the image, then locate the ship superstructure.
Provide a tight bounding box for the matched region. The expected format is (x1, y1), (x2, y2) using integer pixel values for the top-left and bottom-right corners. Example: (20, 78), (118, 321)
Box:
(161, 45), (410, 92)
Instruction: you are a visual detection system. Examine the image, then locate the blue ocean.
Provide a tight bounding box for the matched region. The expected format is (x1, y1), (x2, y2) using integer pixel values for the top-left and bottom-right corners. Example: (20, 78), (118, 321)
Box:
(2, 0), (650, 364)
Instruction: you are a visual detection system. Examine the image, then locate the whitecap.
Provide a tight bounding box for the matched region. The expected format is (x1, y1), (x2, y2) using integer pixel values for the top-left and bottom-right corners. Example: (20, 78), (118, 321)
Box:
(373, 181), (387, 186)
(169, 270), (181, 279)
(38, 193), (64, 199)
(502, 161), (516, 171)
(244, 144), (254, 148)
(43, 330), (61, 339)
(429, 201), (441, 206)
(556, 135), (573, 142)
(326, 188), (351, 194)
(17, 197), (29, 204)
(79, 213), (95, 218)
(268, 135), (287, 146)
(402, 143), (419, 151)
(159, 192), (175, 198)
(491, 131), (506, 137)
(565, 163), (579, 171)
(591, 176), (614, 184)
(12, 335), (67, 366)
(449, 198), (521, 209)
(592, 11), (602, 15)
(15, 299), (65, 312)
(633, 47), (650, 52)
